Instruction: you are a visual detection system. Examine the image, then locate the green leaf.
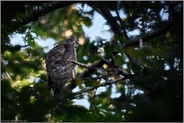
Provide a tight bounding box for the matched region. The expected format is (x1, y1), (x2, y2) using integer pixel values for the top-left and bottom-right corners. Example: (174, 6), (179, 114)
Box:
(24, 32), (36, 46)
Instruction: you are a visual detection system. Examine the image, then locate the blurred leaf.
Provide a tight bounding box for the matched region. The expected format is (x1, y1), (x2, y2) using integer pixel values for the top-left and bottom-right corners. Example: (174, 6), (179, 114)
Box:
(83, 16), (92, 27)
(24, 32), (36, 46)
(104, 42), (113, 58)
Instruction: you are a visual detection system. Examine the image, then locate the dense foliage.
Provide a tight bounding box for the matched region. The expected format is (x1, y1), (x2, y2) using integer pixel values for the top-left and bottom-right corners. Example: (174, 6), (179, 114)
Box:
(1, 1), (183, 122)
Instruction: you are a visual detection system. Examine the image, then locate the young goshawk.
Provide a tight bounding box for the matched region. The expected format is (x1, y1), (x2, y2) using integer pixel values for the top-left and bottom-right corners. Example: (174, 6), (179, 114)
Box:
(46, 36), (79, 97)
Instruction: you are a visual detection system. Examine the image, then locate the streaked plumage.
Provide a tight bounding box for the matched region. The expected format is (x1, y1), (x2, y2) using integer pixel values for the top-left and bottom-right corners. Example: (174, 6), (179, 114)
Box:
(46, 36), (79, 96)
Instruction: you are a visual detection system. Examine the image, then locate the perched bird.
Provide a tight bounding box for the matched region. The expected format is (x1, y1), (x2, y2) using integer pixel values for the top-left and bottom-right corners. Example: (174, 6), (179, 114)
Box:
(46, 36), (79, 97)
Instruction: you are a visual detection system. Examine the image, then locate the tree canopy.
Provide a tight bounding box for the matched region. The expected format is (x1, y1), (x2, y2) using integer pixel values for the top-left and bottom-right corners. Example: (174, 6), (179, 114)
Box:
(1, 1), (183, 122)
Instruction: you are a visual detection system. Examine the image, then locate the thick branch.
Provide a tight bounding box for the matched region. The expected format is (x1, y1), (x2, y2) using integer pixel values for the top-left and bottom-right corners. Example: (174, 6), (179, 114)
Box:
(127, 18), (175, 46)
(99, 4), (126, 42)
(16, 1), (76, 27)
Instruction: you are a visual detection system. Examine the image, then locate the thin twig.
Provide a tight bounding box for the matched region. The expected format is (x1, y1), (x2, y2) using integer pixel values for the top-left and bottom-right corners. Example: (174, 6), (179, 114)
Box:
(73, 77), (126, 95)
(101, 58), (130, 77)
(70, 60), (99, 71)
(115, 9), (129, 40)
(70, 60), (113, 74)
(64, 52), (130, 93)
(82, 73), (114, 80)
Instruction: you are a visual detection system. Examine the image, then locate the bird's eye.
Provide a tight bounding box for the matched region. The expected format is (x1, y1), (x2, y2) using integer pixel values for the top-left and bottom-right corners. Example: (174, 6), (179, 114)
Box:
(72, 38), (78, 43)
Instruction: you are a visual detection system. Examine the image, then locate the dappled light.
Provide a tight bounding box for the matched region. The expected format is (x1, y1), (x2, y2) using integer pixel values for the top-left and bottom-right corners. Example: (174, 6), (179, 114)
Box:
(1, 1), (183, 122)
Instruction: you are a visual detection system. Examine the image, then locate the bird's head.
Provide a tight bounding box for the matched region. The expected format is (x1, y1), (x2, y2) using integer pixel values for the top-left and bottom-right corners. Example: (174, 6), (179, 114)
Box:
(66, 36), (79, 48)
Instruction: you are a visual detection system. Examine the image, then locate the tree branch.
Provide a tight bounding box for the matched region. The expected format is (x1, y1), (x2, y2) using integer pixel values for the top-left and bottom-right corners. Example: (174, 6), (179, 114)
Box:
(63, 58), (106, 92)
(70, 60), (103, 71)
(98, 4), (126, 42)
(64, 53), (131, 94)
(95, 3), (177, 48)
(16, 1), (76, 27)
(64, 52), (118, 92)
(101, 58), (130, 78)
(115, 9), (129, 39)
(127, 18), (175, 46)
(73, 77), (126, 95)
